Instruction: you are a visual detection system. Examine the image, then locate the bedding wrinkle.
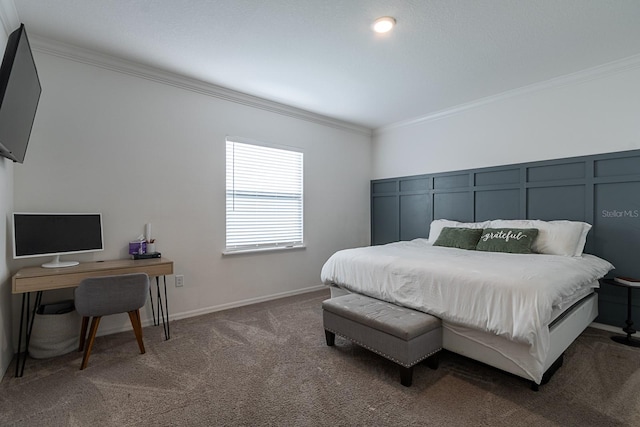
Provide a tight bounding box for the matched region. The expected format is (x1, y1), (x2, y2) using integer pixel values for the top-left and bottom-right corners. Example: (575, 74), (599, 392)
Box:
(320, 239), (613, 383)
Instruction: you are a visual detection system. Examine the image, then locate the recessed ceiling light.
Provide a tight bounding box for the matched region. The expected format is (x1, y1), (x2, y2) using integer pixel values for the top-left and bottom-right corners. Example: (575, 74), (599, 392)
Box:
(372, 16), (396, 33)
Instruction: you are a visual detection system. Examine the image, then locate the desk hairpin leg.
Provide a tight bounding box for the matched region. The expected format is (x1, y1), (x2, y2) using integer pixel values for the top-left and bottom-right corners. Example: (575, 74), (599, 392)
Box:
(148, 276), (170, 340)
(163, 275), (170, 339)
(149, 287), (158, 326)
(14, 293), (27, 377)
(14, 291), (43, 377)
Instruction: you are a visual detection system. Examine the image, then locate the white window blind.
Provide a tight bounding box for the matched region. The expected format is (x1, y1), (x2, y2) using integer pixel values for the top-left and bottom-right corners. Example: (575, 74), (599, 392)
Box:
(226, 138), (304, 252)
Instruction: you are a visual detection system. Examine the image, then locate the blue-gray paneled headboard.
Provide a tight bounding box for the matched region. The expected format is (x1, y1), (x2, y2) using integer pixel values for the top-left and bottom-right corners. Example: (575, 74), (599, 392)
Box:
(371, 149), (640, 327)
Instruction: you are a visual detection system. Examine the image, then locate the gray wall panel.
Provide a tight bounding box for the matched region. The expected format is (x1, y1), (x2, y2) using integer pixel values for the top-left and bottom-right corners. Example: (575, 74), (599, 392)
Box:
(372, 181), (397, 194)
(597, 297), (629, 328)
(371, 149), (640, 328)
(475, 169), (520, 186)
(372, 195), (398, 245)
(400, 194), (430, 241)
(526, 185), (585, 221)
(475, 189), (520, 221)
(434, 192), (473, 222)
(593, 182), (640, 276)
(434, 174), (468, 189)
(528, 162), (584, 182)
(595, 155), (640, 178)
(400, 177), (429, 192)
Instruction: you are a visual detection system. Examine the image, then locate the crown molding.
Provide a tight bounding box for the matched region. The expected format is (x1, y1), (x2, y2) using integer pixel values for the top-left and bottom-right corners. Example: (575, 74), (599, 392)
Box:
(29, 35), (372, 137)
(0, 0), (19, 36)
(375, 53), (640, 136)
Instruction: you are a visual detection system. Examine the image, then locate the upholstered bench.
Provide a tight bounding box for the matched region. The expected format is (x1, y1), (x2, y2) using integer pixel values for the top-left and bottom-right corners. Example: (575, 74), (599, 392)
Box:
(322, 294), (442, 387)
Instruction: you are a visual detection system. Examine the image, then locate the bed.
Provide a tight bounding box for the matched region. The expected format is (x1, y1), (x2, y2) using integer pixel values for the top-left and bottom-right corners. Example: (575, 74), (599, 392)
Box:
(321, 219), (614, 387)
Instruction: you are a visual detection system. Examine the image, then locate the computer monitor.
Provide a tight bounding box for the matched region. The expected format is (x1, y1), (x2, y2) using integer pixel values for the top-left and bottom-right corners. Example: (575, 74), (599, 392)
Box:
(12, 213), (104, 268)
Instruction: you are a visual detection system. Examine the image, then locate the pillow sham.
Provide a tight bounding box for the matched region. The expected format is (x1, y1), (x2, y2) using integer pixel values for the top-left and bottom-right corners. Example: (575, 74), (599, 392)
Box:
(433, 227), (483, 250)
(572, 222), (592, 256)
(476, 228), (539, 254)
(427, 219), (490, 243)
(489, 219), (591, 256)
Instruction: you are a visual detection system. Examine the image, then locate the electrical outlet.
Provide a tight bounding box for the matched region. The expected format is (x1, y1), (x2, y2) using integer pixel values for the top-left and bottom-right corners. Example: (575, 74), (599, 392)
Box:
(175, 275), (184, 287)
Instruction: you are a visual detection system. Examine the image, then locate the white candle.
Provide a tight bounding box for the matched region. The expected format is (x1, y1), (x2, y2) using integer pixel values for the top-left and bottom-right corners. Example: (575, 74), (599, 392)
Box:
(145, 223), (151, 242)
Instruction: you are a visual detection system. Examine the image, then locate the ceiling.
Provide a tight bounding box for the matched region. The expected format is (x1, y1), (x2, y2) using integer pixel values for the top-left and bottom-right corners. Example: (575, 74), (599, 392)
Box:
(9, 0), (640, 130)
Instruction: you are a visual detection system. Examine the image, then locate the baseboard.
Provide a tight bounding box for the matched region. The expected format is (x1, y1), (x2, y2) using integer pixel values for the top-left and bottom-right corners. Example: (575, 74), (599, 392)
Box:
(168, 284), (327, 322)
(589, 321), (622, 334)
(95, 284), (328, 337)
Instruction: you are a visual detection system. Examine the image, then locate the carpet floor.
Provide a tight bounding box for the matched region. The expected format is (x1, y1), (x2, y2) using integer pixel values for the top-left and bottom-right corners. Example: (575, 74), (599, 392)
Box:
(1, 289), (639, 426)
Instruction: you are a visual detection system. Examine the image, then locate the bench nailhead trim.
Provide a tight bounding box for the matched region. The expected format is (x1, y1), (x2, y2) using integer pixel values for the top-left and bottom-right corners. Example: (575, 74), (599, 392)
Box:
(325, 327), (442, 368)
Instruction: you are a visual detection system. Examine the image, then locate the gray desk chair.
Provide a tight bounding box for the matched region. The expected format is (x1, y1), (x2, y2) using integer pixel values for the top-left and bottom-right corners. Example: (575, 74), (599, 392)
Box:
(75, 273), (150, 370)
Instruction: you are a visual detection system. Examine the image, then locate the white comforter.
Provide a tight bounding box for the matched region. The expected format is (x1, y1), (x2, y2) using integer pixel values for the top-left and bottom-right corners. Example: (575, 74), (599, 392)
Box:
(320, 239), (614, 381)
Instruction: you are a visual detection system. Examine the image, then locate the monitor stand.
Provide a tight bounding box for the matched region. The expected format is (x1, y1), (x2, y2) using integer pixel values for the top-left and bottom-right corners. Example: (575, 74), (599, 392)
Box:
(41, 255), (79, 269)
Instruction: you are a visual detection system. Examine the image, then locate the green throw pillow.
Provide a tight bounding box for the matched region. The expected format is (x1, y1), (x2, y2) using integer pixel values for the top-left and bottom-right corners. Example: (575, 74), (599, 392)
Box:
(433, 227), (483, 250)
(475, 228), (539, 254)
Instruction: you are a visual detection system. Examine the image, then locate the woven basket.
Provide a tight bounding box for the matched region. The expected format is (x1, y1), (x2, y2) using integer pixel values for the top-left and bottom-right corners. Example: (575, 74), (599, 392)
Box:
(29, 310), (81, 359)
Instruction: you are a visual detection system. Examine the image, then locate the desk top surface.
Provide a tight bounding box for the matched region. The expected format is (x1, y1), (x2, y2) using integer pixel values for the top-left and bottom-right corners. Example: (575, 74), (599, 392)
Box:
(12, 258), (173, 294)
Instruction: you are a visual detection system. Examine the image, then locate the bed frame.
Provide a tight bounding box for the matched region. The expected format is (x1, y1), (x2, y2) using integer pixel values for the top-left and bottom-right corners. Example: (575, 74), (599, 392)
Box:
(443, 293), (597, 390)
(330, 285), (598, 389)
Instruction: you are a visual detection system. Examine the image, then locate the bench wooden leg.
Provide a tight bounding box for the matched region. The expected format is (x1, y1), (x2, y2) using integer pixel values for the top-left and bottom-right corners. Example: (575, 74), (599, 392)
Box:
(400, 365), (413, 387)
(325, 330), (335, 346)
(426, 353), (439, 370)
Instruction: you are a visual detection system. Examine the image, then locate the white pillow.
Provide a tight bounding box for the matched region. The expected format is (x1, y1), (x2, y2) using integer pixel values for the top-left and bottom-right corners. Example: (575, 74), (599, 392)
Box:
(428, 219), (491, 243)
(489, 219), (591, 257)
(572, 222), (592, 256)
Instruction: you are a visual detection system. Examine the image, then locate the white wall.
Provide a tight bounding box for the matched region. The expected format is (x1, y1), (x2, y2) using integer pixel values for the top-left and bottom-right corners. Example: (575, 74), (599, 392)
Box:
(0, 159), (13, 377)
(372, 62), (640, 179)
(10, 50), (371, 340)
(0, 22), (14, 378)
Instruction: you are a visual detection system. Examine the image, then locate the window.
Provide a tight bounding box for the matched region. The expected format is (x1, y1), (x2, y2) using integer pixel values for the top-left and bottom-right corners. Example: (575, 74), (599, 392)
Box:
(225, 137), (304, 253)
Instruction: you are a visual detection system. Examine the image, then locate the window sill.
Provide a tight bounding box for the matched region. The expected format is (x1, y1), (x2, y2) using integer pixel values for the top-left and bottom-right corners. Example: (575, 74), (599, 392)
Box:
(222, 245), (306, 256)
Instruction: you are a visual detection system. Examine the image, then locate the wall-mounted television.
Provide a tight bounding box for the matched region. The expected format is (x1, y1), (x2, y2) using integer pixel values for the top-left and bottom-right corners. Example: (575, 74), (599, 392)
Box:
(0, 24), (41, 163)
(13, 213), (104, 268)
